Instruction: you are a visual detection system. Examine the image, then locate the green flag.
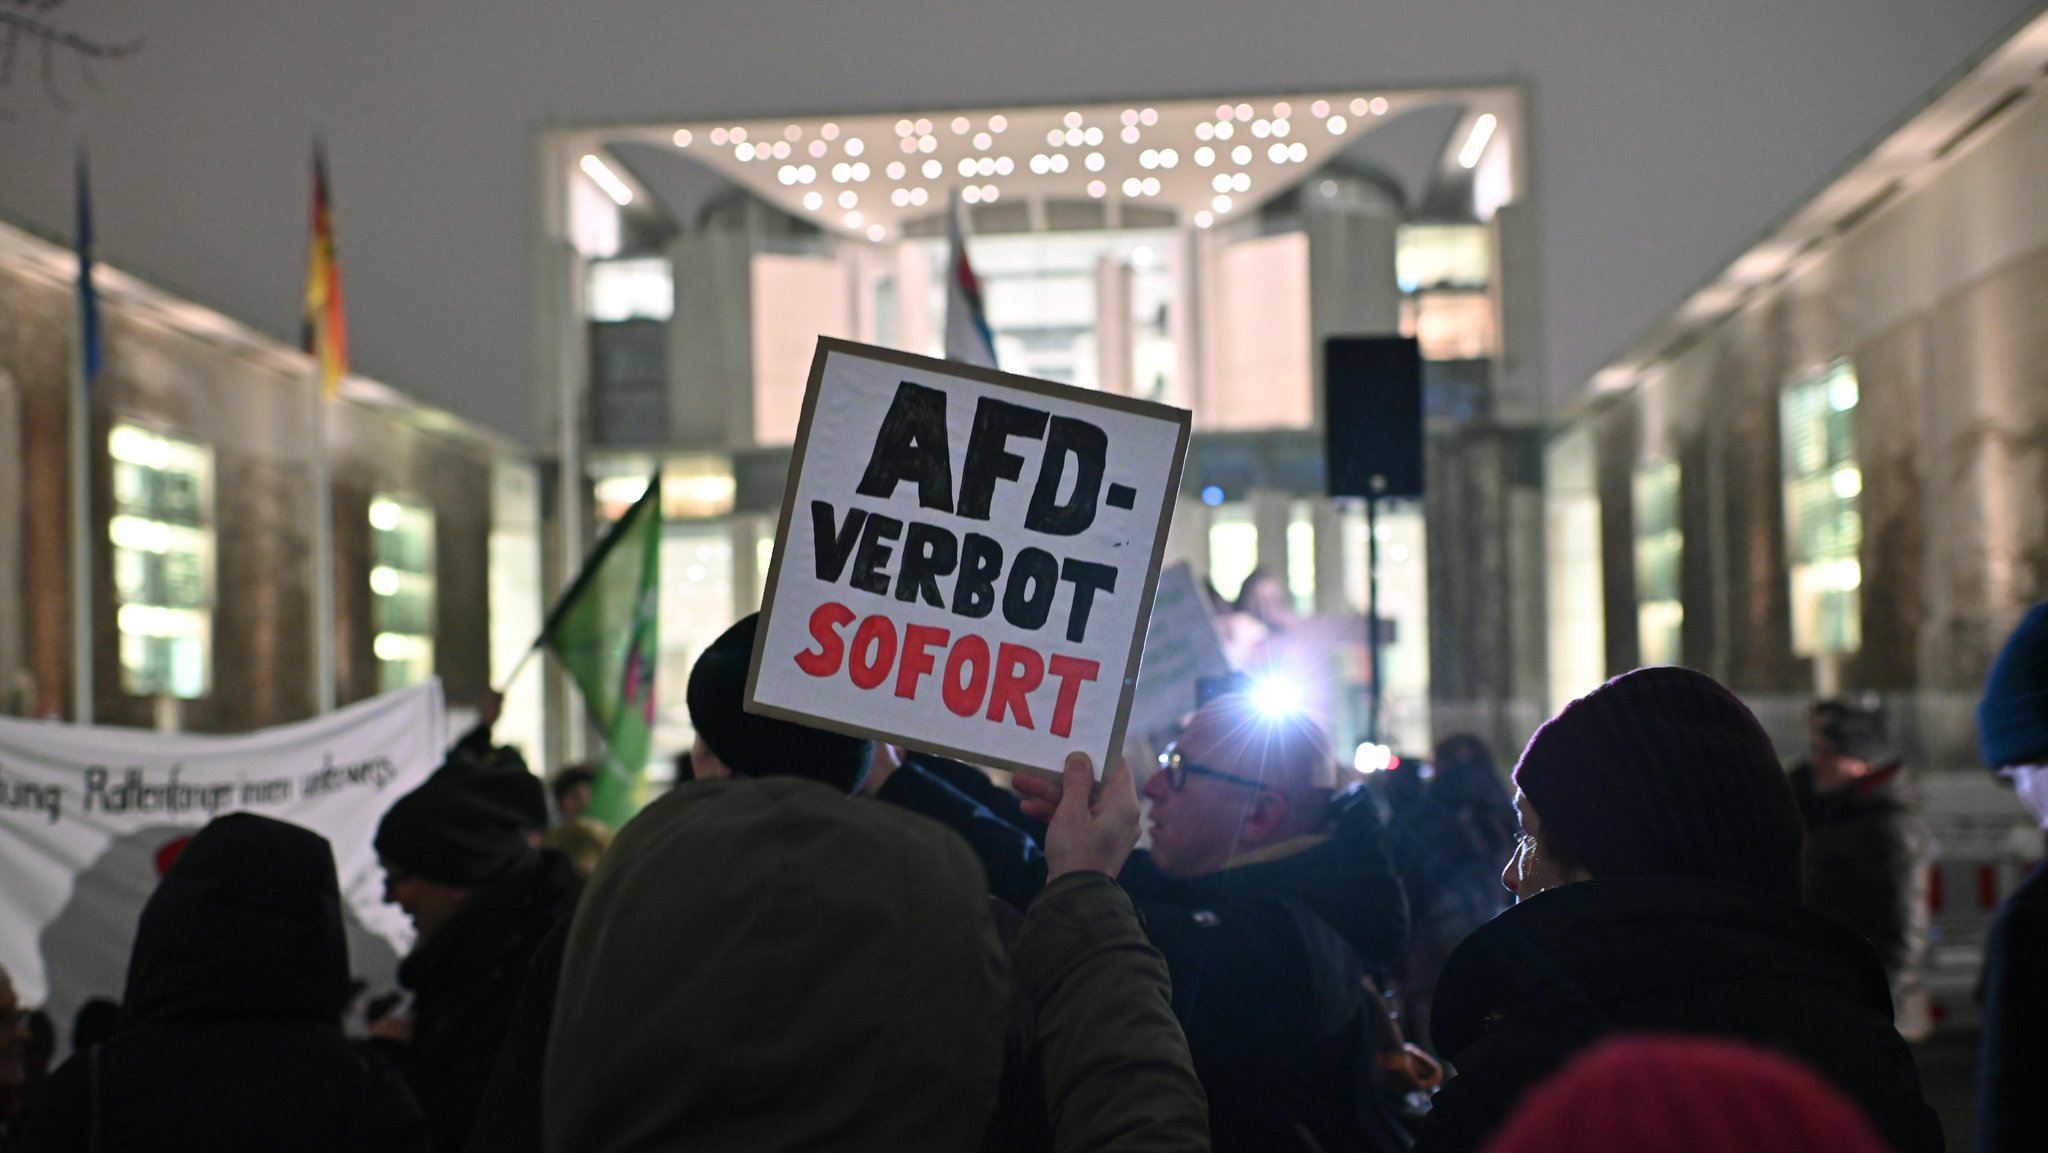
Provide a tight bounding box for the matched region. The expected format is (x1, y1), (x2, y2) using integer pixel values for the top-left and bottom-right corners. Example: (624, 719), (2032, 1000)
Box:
(544, 472), (661, 826)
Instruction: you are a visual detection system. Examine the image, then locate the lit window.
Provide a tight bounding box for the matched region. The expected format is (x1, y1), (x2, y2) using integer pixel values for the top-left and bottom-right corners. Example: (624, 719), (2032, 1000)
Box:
(586, 258), (675, 322)
(1397, 225), (1491, 292)
(109, 425), (214, 699)
(370, 497), (436, 692)
(1287, 503), (1316, 615)
(1207, 507), (1258, 604)
(1633, 460), (1682, 666)
(1399, 293), (1497, 361)
(1780, 360), (1862, 656)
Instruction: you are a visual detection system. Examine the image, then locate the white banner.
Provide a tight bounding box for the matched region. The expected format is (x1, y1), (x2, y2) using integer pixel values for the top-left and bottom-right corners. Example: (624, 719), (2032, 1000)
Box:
(749, 339), (1190, 779)
(0, 682), (446, 1044)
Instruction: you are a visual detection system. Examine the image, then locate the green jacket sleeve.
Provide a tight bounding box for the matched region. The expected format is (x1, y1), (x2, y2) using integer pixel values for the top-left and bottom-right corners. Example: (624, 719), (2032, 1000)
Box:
(1012, 871), (1210, 1153)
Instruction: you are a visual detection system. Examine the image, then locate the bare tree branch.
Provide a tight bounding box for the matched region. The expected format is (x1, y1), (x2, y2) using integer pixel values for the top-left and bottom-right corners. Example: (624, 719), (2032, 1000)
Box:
(0, 1), (141, 112)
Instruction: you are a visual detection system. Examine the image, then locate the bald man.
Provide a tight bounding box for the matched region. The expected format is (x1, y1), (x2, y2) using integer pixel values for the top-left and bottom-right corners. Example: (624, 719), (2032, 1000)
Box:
(1117, 693), (1411, 1152)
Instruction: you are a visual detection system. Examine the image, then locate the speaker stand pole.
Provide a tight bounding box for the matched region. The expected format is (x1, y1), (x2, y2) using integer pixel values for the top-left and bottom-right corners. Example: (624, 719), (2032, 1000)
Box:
(1365, 484), (1383, 746)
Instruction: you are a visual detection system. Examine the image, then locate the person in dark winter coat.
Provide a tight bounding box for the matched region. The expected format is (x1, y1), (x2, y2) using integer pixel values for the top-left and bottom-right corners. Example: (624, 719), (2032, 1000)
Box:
(25, 813), (431, 1153)
(1417, 666), (1942, 1153)
(374, 769), (583, 1152)
(1481, 1035), (1895, 1153)
(1085, 693), (1412, 1153)
(1973, 601), (2048, 1153)
(1788, 702), (1932, 1040)
(467, 610), (885, 1153)
(545, 755), (1208, 1153)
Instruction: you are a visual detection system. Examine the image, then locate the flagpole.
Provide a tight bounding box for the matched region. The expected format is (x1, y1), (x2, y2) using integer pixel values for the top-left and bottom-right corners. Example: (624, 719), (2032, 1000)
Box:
(559, 317), (587, 761)
(311, 380), (336, 713)
(69, 259), (92, 726)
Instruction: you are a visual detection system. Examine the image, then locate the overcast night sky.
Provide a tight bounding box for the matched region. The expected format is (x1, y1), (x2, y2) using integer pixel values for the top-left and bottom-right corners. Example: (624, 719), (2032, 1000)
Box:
(1, 0), (2038, 442)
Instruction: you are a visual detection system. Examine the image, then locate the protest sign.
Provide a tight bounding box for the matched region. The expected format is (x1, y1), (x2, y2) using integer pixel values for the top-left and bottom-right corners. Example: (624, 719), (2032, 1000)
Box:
(1126, 561), (1232, 739)
(0, 682), (445, 1051)
(748, 338), (1190, 779)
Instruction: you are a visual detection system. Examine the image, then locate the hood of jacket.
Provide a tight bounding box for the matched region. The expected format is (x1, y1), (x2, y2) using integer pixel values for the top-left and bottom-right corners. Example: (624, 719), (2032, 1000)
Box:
(544, 776), (1010, 1153)
(121, 813), (350, 1028)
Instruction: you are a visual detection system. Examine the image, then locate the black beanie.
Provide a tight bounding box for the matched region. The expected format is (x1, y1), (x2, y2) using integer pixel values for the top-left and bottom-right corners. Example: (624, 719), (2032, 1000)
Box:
(687, 614), (873, 795)
(434, 751), (550, 831)
(1513, 666), (1805, 901)
(1980, 602), (2048, 769)
(375, 776), (534, 887)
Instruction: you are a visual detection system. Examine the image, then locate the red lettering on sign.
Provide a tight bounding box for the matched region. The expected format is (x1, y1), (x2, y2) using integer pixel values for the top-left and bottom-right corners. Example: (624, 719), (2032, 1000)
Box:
(897, 625), (949, 700)
(1046, 655), (1100, 739)
(796, 606), (1105, 744)
(943, 635), (992, 718)
(849, 615), (898, 690)
(987, 644), (1045, 729)
(796, 602), (857, 677)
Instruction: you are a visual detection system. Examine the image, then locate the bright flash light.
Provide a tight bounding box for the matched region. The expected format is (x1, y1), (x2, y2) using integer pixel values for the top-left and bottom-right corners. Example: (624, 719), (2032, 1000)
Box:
(1249, 675), (1303, 718)
(1354, 742), (1394, 773)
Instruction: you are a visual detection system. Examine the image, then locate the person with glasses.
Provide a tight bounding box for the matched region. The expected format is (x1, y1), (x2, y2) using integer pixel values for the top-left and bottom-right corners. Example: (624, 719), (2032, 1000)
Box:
(1061, 691), (1412, 1152)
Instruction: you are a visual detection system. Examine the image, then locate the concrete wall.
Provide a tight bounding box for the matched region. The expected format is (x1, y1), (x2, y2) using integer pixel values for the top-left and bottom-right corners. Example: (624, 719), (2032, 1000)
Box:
(1579, 90), (2048, 768)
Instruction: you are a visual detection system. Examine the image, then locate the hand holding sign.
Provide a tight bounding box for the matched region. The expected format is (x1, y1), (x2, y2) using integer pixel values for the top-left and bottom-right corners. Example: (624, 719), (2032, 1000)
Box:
(1014, 752), (1141, 881)
(748, 339), (1190, 781)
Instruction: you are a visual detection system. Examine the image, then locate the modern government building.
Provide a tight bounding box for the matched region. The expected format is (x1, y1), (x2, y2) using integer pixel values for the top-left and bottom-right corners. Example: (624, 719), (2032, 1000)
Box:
(1, 7), (2045, 817)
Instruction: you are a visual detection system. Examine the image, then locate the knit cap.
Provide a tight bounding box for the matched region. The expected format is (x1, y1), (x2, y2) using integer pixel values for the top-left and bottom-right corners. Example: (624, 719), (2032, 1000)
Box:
(688, 613), (873, 794)
(1979, 602), (2048, 769)
(1512, 666), (1804, 901)
(1484, 1035), (1891, 1153)
(375, 774), (534, 887)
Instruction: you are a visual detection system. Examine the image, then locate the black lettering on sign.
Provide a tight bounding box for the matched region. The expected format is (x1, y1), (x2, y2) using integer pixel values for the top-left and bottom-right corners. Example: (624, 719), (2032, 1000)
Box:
(1058, 558), (1118, 644)
(1025, 417), (1109, 536)
(1002, 547), (1060, 631)
(896, 522), (960, 607)
(954, 533), (1004, 618)
(849, 513), (905, 596)
(812, 501), (867, 582)
(855, 381), (956, 512)
(957, 399), (1049, 520)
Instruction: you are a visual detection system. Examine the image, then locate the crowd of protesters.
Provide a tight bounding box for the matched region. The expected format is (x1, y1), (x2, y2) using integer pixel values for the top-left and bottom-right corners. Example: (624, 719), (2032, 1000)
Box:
(11, 597), (2048, 1151)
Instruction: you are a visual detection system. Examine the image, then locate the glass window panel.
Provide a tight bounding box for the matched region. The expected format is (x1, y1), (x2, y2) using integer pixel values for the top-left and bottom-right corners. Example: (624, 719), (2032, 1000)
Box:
(1207, 507), (1258, 603)
(1780, 360), (1862, 656)
(109, 425), (214, 699)
(586, 258), (676, 322)
(370, 496), (436, 690)
(1397, 224), (1491, 292)
(1286, 504), (1316, 616)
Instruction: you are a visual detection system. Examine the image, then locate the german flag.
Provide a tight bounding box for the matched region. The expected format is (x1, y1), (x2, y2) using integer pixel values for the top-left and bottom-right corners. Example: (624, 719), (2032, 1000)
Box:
(302, 140), (349, 398)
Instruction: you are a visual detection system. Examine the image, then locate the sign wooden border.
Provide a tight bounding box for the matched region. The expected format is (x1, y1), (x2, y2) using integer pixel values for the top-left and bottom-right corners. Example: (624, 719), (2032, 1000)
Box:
(743, 337), (1193, 780)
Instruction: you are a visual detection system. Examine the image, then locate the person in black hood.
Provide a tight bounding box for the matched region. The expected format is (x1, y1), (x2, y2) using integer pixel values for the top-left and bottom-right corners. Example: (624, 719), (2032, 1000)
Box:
(1102, 692), (1412, 1152)
(1416, 667), (1941, 1153)
(24, 813), (430, 1152)
(374, 767), (583, 1152)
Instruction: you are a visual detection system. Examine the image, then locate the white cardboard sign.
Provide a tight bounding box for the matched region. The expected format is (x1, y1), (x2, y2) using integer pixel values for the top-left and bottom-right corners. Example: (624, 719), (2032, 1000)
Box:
(748, 338), (1191, 779)
(1126, 562), (1232, 738)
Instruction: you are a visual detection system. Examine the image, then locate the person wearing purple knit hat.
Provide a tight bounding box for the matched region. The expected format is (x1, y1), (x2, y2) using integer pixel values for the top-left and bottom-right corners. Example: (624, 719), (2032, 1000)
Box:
(1413, 666), (1942, 1153)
